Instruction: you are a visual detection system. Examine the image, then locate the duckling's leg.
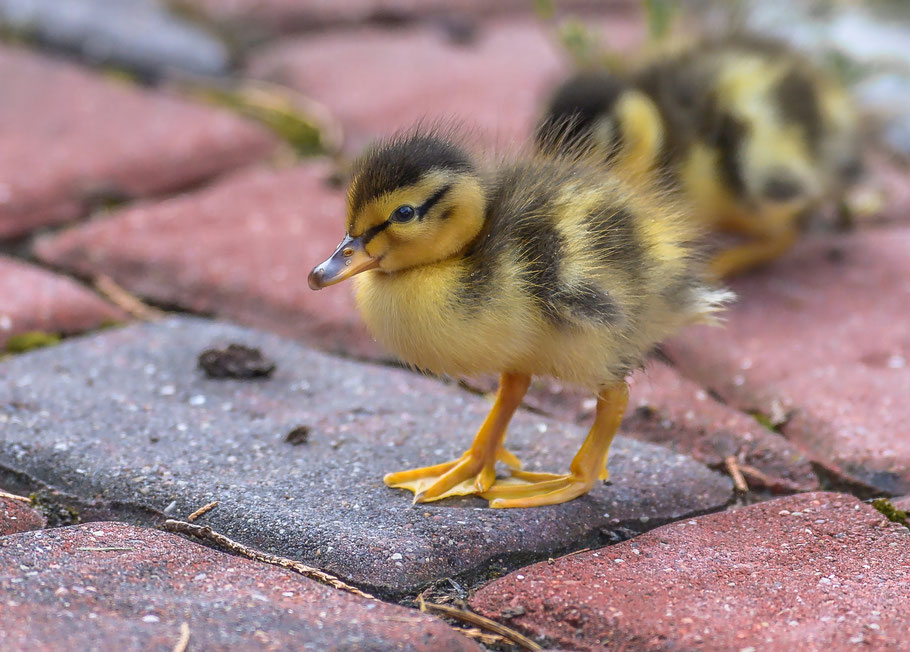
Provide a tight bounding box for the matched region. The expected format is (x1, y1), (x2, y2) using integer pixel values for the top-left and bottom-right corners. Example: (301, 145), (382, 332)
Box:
(482, 382), (628, 509)
(710, 228), (798, 278)
(384, 373), (531, 502)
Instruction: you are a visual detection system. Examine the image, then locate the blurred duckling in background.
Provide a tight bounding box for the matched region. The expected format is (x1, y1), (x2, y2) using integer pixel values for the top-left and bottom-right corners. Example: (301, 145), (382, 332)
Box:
(309, 130), (731, 508)
(537, 36), (863, 278)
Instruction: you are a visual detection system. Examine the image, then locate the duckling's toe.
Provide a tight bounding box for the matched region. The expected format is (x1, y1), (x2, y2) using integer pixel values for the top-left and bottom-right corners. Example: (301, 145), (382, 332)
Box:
(481, 472), (600, 508)
(384, 447), (524, 503)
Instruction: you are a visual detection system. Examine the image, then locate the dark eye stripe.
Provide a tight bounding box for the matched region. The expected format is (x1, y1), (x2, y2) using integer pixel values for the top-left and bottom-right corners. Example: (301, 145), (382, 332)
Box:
(361, 183), (454, 243)
(417, 184), (452, 219)
(361, 220), (391, 244)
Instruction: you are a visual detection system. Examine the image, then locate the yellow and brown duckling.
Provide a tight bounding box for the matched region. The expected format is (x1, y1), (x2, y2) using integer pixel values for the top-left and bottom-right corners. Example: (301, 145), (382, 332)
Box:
(537, 35), (863, 278)
(309, 130), (731, 508)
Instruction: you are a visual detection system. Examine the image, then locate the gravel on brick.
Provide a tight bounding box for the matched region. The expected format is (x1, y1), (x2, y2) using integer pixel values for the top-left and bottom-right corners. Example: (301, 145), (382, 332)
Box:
(471, 492), (910, 651)
(0, 522), (479, 651)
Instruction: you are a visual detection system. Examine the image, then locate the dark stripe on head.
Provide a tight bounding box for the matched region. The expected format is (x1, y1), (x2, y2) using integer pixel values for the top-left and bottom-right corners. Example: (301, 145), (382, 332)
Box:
(417, 183), (452, 219)
(536, 71), (627, 157)
(361, 220), (391, 244)
(775, 69), (822, 154)
(349, 134), (474, 217)
(713, 111), (748, 198)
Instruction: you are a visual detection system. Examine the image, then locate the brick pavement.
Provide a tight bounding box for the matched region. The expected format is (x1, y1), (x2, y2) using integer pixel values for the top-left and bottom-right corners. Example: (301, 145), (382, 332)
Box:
(3, 3), (910, 649)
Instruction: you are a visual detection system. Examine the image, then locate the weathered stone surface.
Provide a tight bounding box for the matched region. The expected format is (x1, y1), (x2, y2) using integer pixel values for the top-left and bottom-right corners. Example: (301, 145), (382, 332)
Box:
(893, 495), (910, 512)
(0, 0), (229, 77)
(472, 492), (910, 651)
(0, 317), (732, 596)
(248, 15), (645, 152)
(0, 494), (44, 536)
(0, 522), (479, 651)
(188, 0), (629, 36)
(0, 256), (124, 348)
(34, 164), (378, 357)
(667, 227), (910, 495)
(0, 44), (276, 240)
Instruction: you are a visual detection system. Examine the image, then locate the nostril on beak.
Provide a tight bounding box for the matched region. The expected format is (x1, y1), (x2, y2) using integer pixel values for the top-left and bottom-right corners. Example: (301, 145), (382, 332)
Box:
(342, 247), (355, 257)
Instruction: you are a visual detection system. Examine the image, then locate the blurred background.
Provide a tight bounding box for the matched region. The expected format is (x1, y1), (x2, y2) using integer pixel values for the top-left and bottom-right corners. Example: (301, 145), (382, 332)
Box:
(2, 0), (909, 351)
(1, 0), (909, 523)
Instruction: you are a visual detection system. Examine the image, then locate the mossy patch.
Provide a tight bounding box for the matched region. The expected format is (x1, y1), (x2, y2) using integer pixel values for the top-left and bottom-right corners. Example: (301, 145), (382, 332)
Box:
(871, 498), (909, 527)
(644, 0), (677, 42)
(4, 331), (62, 354)
(198, 86), (325, 156)
(29, 492), (81, 527)
(556, 18), (623, 71)
(750, 410), (784, 434)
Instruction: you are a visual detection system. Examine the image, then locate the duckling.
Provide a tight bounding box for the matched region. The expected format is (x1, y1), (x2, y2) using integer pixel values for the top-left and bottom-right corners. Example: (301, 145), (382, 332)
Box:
(308, 130), (731, 508)
(537, 35), (863, 278)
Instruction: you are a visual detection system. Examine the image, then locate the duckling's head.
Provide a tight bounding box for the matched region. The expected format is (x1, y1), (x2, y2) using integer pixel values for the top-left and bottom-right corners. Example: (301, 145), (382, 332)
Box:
(536, 71), (665, 177)
(309, 133), (486, 290)
(536, 71), (629, 156)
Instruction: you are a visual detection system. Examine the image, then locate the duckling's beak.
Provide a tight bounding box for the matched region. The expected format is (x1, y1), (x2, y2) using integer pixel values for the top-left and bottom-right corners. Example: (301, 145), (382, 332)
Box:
(308, 234), (380, 290)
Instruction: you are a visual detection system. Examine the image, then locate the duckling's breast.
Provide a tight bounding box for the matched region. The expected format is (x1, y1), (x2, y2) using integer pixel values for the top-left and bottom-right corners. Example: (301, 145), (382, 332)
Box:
(353, 261), (541, 378)
(352, 256), (657, 390)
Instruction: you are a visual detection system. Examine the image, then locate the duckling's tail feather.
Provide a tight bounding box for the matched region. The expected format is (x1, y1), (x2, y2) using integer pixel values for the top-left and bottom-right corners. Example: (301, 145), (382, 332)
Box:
(690, 286), (736, 326)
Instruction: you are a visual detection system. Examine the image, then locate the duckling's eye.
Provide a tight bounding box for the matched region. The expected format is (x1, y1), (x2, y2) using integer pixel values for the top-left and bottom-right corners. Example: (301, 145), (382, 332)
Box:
(390, 205), (416, 223)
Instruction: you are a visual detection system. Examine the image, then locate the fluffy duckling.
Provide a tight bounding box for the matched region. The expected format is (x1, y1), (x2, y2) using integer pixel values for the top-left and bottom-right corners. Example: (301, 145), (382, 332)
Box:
(309, 130), (731, 508)
(537, 36), (863, 278)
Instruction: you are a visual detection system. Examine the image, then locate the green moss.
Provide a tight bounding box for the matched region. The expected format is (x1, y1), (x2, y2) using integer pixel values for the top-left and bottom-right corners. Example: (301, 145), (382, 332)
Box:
(557, 18), (623, 71)
(532, 0), (557, 21)
(750, 410), (783, 433)
(101, 67), (142, 86)
(98, 319), (126, 330)
(5, 331), (62, 354)
(29, 492), (81, 527)
(0, 23), (35, 46)
(200, 87), (325, 156)
(871, 498), (909, 527)
(644, 0), (677, 42)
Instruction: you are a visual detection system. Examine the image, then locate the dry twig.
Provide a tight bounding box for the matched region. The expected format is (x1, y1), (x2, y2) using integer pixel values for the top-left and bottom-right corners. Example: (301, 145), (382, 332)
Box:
(459, 626), (505, 646)
(162, 519), (376, 601)
(738, 464), (802, 493)
(0, 490), (30, 503)
(76, 547), (134, 552)
(94, 274), (166, 321)
(186, 501), (219, 522)
(418, 596), (542, 651)
(724, 455), (749, 493)
(172, 622), (190, 652)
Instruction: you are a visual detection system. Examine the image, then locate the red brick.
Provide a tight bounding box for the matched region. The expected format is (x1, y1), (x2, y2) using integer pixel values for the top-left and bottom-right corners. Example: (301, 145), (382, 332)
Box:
(0, 257), (124, 348)
(34, 164), (379, 356)
(625, 361), (818, 492)
(189, 0), (630, 35)
(0, 495), (45, 537)
(667, 227), (910, 494)
(471, 492), (910, 651)
(0, 522), (479, 650)
(247, 15), (645, 152)
(0, 45), (277, 240)
(862, 154), (910, 225)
